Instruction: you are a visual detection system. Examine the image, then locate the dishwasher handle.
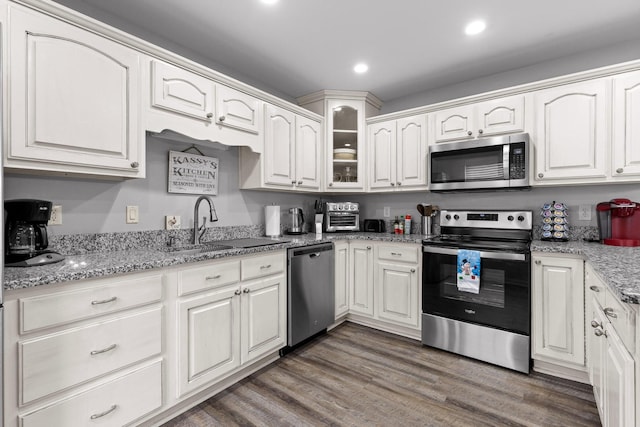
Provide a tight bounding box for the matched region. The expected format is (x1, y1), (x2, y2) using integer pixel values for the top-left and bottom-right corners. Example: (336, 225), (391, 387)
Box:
(289, 243), (334, 258)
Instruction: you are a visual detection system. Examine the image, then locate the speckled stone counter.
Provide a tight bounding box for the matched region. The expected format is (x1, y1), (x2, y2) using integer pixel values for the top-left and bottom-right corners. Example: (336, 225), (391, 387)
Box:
(3, 232), (424, 291)
(531, 240), (640, 304)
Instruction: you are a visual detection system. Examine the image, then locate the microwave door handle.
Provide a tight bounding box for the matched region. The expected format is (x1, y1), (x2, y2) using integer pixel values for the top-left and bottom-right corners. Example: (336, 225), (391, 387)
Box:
(422, 246), (526, 261)
(503, 144), (510, 179)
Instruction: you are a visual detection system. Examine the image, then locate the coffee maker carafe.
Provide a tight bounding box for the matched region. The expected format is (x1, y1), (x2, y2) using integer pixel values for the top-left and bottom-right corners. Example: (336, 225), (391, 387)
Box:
(5, 199), (65, 267)
(596, 198), (640, 247)
(286, 207), (305, 235)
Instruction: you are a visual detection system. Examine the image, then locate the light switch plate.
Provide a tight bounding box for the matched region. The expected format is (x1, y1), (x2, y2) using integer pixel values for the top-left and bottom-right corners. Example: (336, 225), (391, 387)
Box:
(165, 215), (181, 230)
(383, 206), (391, 218)
(126, 205), (139, 224)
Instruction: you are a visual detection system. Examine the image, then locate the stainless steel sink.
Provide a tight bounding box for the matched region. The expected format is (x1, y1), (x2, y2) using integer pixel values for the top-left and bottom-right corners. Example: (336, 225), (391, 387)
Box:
(160, 242), (233, 255)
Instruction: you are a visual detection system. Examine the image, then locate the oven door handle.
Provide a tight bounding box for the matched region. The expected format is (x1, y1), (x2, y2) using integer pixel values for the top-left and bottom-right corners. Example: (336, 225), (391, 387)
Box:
(422, 246), (527, 261)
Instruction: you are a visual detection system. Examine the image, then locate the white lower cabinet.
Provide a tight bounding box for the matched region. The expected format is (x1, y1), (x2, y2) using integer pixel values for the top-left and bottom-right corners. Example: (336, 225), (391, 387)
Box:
(585, 264), (637, 427)
(348, 241), (375, 316)
(531, 254), (586, 372)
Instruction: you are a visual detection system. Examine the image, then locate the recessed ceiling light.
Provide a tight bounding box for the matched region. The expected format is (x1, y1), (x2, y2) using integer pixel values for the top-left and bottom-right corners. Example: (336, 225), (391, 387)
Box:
(465, 20), (486, 36)
(261, 0), (278, 4)
(354, 63), (369, 74)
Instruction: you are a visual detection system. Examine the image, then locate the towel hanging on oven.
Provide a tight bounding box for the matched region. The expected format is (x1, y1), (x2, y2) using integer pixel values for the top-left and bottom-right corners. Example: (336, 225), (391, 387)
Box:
(457, 249), (481, 294)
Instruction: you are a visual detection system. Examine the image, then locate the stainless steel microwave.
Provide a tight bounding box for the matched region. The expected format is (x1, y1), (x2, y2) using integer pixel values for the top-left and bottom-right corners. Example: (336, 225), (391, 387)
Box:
(428, 133), (530, 192)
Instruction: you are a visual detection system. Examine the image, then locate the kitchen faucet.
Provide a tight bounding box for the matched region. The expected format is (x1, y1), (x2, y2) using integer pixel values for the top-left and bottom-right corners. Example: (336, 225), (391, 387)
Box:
(193, 195), (218, 244)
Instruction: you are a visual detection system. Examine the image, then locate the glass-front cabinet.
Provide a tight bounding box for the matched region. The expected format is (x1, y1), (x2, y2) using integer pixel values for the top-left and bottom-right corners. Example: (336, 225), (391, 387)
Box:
(328, 100), (363, 189)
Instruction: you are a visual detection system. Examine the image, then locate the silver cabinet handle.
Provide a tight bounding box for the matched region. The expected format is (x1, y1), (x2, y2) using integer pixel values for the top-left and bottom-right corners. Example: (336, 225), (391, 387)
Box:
(291, 180), (297, 185)
(260, 264), (272, 269)
(478, 129), (483, 134)
(534, 260), (541, 265)
(219, 115), (226, 122)
(243, 288), (250, 293)
(298, 180), (303, 185)
(467, 130), (472, 136)
(604, 307), (617, 318)
(589, 285), (600, 293)
(591, 320), (602, 328)
(90, 404), (117, 420)
(206, 274), (222, 280)
(206, 112), (213, 119)
(91, 296), (117, 305)
(390, 252), (402, 256)
(538, 173), (544, 178)
(90, 343), (117, 356)
(410, 268), (416, 273)
(130, 161), (139, 168)
(234, 289), (241, 295)
(616, 168), (624, 174)
(594, 329), (607, 338)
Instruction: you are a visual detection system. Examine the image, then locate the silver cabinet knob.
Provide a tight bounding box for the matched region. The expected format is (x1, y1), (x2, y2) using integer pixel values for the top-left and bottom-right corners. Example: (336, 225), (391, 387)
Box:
(616, 168), (624, 174)
(219, 115), (226, 122)
(298, 180), (303, 185)
(478, 129), (483, 134)
(234, 289), (241, 295)
(243, 288), (250, 294)
(390, 182), (395, 186)
(366, 246), (371, 250)
(410, 268), (416, 273)
(467, 130), (472, 136)
(591, 320), (602, 328)
(397, 182), (402, 186)
(594, 329), (607, 338)
(534, 260), (541, 265)
(328, 183), (333, 187)
(206, 112), (213, 119)
(291, 180), (296, 185)
(538, 173), (544, 178)
(589, 285), (600, 293)
(130, 161), (139, 168)
(603, 307), (617, 318)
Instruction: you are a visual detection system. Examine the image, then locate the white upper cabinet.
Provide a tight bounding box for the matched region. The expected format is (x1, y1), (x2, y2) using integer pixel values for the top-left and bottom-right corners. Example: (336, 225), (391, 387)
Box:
(263, 105), (296, 187)
(7, 4), (144, 178)
(145, 59), (263, 152)
(533, 78), (609, 183)
(612, 71), (640, 178)
(295, 115), (323, 190)
(432, 95), (525, 143)
(368, 114), (427, 191)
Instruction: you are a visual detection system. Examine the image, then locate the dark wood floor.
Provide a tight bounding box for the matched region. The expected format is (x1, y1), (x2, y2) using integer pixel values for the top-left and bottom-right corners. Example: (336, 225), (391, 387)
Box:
(163, 322), (601, 427)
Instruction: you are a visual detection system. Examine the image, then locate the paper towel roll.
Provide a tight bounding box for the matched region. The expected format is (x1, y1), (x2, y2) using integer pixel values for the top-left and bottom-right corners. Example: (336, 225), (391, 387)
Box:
(265, 205), (280, 237)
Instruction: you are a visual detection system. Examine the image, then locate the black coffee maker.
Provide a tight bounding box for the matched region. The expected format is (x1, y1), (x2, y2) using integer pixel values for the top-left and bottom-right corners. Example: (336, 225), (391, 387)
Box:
(4, 199), (65, 267)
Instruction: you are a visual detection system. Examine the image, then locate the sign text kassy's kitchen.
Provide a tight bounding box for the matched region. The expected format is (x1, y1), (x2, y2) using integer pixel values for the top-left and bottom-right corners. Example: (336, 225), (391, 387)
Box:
(168, 150), (219, 195)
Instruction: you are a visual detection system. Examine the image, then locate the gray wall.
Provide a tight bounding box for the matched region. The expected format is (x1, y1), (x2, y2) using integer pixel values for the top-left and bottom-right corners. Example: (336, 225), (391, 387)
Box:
(4, 136), (318, 236)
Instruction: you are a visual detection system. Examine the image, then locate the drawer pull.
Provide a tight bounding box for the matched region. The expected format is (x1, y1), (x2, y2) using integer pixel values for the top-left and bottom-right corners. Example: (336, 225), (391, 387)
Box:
(603, 307), (618, 318)
(206, 274), (222, 280)
(91, 296), (117, 305)
(90, 344), (117, 356)
(90, 404), (117, 420)
(390, 252), (402, 256)
(260, 264), (272, 269)
(589, 285), (600, 293)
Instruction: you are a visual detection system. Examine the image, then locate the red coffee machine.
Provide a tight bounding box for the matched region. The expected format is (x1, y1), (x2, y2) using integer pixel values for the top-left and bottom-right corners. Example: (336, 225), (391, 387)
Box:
(596, 198), (640, 246)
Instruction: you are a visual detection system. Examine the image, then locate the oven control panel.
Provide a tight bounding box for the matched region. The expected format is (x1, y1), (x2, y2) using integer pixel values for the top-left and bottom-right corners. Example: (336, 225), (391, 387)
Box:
(439, 210), (532, 230)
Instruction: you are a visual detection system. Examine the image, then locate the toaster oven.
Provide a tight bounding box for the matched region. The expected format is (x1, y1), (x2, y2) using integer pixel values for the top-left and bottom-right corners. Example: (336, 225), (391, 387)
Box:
(324, 202), (359, 232)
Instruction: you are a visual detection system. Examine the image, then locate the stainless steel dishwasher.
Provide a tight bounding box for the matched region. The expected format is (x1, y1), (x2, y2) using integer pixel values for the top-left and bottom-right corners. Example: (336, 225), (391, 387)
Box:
(286, 242), (335, 348)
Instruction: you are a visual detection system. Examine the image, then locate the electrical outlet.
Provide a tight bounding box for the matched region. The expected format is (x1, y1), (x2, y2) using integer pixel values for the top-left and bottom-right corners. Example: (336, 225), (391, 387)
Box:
(383, 206), (391, 218)
(165, 215), (181, 230)
(126, 206), (139, 224)
(578, 204), (592, 221)
(49, 205), (62, 225)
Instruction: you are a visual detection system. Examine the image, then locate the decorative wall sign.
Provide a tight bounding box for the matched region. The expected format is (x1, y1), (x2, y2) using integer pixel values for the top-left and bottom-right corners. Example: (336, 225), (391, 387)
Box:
(168, 150), (219, 195)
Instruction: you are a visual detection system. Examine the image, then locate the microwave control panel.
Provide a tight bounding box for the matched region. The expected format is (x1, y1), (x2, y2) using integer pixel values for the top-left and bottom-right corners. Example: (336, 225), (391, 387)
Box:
(509, 142), (527, 180)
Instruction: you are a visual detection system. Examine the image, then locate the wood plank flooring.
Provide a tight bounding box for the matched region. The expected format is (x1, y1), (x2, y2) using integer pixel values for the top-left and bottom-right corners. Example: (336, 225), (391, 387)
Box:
(162, 322), (601, 427)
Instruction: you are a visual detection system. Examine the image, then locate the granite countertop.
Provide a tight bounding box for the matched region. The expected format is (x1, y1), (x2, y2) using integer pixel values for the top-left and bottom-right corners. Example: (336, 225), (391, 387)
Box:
(531, 240), (640, 305)
(3, 232), (423, 291)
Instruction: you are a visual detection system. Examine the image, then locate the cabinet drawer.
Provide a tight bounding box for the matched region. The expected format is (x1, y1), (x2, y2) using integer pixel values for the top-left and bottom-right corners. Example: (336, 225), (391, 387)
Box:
(20, 307), (162, 404)
(377, 245), (419, 264)
(178, 259), (241, 296)
(21, 361), (162, 427)
(241, 252), (284, 281)
(604, 288), (636, 352)
(20, 273), (162, 333)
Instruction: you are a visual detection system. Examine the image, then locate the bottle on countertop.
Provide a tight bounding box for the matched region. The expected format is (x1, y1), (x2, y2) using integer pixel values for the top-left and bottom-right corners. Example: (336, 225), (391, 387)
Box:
(399, 216), (405, 234)
(405, 214), (411, 235)
(393, 216), (400, 234)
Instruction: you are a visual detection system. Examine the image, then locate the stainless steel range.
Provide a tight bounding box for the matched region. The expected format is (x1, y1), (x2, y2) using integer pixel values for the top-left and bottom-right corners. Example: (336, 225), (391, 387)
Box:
(421, 209), (533, 373)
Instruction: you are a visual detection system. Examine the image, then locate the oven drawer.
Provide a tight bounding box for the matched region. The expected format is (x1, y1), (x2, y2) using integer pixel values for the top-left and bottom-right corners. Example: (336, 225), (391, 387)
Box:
(377, 245), (419, 263)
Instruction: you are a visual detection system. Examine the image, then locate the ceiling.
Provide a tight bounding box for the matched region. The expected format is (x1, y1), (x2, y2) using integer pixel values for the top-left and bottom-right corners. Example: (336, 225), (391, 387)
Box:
(52, 0), (640, 104)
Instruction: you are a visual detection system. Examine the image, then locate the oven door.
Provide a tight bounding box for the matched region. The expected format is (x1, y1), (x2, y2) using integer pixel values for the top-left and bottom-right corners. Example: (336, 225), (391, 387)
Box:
(422, 246), (530, 335)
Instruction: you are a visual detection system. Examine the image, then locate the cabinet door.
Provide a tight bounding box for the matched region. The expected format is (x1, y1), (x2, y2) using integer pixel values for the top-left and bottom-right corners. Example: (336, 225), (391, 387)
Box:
(264, 105), (296, 186)
(476, 95), (525, 137)
(151, 60), (215, 121)
(368, 121), (396, 190)
(533, 79), (609, 182)
(432, 104), (474, 142)
(334, 241), (350, 319)
(587, 297), (606, 415)
(241, 274), (286, 364)
(8, 4), (143, 177)
(532, 256), (585, 367)
(215, 84), (262, 134)
(603, 324), (636, 427)
(177, 286), (240, 396)
(295, 116), (322, 190)
(375, 261), (419, 328)
(396, 114), (428, 189)
(612, 71), (640, 178)
(349, 242), (374, 316)
(327, 99), (365, 190)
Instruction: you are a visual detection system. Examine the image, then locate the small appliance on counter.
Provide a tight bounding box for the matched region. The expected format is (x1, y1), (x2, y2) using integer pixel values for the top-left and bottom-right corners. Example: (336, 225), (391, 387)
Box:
(540, 201), (569, 242)
(4, 199), (65, 267)
(363, 219), (386, 233)
(324, 202), (359, 232)
(286, 207), (305, 235)
(596, 198), (640, 246)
